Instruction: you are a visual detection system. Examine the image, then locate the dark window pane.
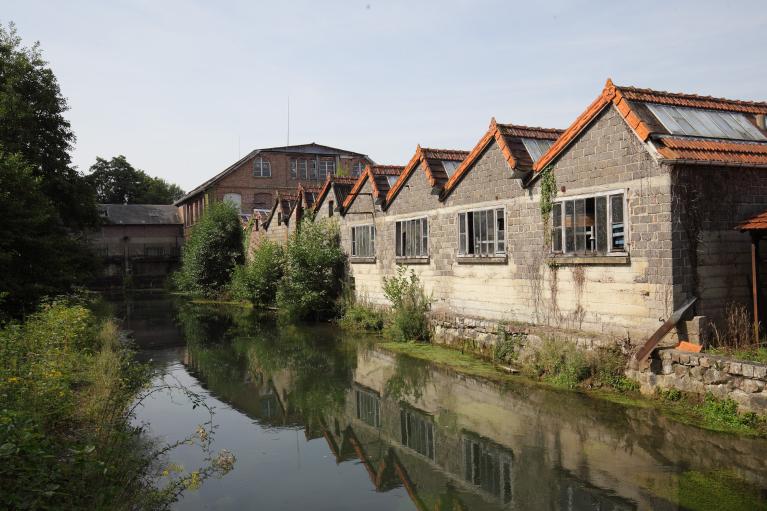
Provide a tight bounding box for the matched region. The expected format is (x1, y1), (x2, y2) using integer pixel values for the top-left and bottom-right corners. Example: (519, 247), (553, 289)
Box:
(585, 198), (595, 252)
(575, 199), (586, 254)
(596, 196), (607, 254)
(496, 208), (505, 253)
(611, 194), (625, 251)
(552, 203), (562, 252)
(458, 213), (466, 255)
(565, 201), (575, 253)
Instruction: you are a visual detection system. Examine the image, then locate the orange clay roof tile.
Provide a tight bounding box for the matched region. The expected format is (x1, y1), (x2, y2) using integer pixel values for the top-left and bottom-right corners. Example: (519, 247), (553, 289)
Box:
(736, 209), (767, 231)
(384, 146), (468, 206)
(534, 79), (767, 173)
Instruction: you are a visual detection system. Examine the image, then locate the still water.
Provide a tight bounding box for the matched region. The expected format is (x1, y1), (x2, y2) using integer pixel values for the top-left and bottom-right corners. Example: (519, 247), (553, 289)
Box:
(115, 294), (767, 511)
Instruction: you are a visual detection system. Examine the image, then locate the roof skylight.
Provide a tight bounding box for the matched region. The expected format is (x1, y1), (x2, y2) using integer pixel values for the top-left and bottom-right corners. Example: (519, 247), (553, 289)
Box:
(386, 176), (399, 187)
(521, 138), (555, 162)
(441, 160), (461, 177)
(647, 103), (765, 141)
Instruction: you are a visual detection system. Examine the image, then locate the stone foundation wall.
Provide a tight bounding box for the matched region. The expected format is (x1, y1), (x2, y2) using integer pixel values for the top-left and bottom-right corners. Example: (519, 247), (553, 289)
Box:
(429, 311), (620, 359)
(629, 349), (767, 413)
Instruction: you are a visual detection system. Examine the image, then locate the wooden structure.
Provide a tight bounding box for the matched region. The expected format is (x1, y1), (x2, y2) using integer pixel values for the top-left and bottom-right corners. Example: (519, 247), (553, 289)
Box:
(736, 210), (767, 343)
(633, 296), (697, 366)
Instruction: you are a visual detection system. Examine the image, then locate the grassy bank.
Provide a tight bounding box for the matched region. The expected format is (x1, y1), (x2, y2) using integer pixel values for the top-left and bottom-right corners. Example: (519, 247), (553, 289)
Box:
(380, 341), (767, 437)
(0, 297), (234, 509)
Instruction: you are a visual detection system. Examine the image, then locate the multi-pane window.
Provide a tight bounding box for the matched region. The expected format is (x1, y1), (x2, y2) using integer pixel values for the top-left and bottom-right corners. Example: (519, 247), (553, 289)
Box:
(458, 208), (506, 256)
(401, 408), (435, 460)
(463, 434), (513, 504)
(355, 388), (380, 427)
(319, 160), (335, 179)
(253, 157), (271, 177)
(351, 225), (375, 258)
(351, 161), (365, 177)
(551, 192), (625, 255)
(290, 159), (308, 180)
(396, 217), (428, 258)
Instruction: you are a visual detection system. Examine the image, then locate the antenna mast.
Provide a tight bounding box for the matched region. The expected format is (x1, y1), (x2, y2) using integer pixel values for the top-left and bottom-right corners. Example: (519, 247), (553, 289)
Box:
(286, 96), (290, 148)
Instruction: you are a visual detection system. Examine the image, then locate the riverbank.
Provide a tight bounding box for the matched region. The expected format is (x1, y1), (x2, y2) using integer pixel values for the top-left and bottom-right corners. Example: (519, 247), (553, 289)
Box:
(380, 341), (767, 437)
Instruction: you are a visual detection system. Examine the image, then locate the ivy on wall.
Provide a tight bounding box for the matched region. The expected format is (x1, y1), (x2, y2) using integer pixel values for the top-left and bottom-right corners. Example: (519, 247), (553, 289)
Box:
(539, 165), (557, 247)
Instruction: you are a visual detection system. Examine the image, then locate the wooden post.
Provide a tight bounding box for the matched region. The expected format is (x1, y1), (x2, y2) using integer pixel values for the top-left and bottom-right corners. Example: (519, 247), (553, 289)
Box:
(751, 232), (761, 344)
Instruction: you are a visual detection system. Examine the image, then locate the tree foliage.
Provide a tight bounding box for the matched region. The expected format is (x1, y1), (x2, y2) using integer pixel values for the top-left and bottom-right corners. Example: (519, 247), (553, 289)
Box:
(174, 201), (244, 296)
(276, 220), (346, 320)
(0, 22), (97, 229)
(87, 155), (185, 204)
(230, 240), (285, 308)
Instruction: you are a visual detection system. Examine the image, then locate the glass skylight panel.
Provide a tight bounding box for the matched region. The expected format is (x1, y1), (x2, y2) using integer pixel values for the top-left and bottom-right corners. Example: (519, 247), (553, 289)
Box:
(647, 103), (765, 141)
(442, 160), (461, 177)
(521, 138), (554, 162)
(386, 175), (399, 187)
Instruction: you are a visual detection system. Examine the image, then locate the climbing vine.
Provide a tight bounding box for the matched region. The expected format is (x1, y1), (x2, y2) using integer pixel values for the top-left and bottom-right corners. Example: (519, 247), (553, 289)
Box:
(539, 165), (557, 247)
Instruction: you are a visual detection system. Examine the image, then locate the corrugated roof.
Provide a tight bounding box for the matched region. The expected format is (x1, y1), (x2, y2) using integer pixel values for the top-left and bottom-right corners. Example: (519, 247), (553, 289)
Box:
(99, 204), (181, 225)
(533, 79), (767, 173)
(440, 120), (563, 199)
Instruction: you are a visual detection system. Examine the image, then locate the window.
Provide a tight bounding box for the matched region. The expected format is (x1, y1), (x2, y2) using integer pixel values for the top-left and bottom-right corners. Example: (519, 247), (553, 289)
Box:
(355, 388), (380, 427)
(551, 192), (626, 255)
(223, 192), (242, 213)
(401, 408), (435, 460)
(319, 160), (335, 179)
(352, 161), (365, 177)
(463, 434), (513, 504)
(308, 160), (316, 180)
(253, 157), (271, 177)
(442, 160), (461, 178)
(351, 225), (375, 258)
(144, 246), (166, 257)
(386, 175), (399, 188)
(396, 217), (428, 258)
(647, 103), (766, 141)
(458, 208), (505, 256)
(328, 200), (334, 217)
(521, 138), (555, 162)
(292, 159), (309, 179)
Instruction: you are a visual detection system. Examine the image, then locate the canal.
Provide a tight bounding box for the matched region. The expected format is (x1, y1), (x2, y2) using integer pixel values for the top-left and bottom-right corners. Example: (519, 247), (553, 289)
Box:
(115, 294), (767, 510)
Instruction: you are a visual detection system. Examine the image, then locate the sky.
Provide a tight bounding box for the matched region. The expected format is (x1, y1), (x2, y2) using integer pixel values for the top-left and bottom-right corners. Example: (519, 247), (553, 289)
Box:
(4, 0), (767, 192)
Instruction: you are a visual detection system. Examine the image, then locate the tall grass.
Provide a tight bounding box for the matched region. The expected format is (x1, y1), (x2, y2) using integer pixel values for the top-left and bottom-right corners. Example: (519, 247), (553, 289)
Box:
(382, 267), (432, 342)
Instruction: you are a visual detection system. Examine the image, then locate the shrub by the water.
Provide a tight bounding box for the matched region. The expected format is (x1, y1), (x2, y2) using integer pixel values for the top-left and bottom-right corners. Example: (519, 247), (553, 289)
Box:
(230, 240), (285, 308)
(174, 201), (244, 296)
(382, 267), (432, 342)
(276, 220), (346, 320)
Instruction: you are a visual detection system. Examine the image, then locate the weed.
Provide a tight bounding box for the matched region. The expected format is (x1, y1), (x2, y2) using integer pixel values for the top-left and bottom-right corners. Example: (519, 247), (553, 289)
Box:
(711, 302), (755, 350)
(493, 325), (525, 365)
(339, 302), (386, 332)
(530, 338), (590, 388)
(382, 267), (432, 342)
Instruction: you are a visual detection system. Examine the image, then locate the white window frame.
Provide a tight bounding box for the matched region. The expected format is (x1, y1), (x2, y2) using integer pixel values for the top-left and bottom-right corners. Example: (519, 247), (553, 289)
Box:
(253, 157), (271, 178)
(551, 189), (628, 256)
(318, 160), (335, 179)
(457, 206), (506, 257)
(352, 161), (364, 177)
(395, 217), (429, 259)
(351, 224), (375, 258)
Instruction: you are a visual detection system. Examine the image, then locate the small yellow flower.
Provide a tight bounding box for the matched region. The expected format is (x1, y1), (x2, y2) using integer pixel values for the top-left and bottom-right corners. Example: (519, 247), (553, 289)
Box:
(7, 377), (19, 384)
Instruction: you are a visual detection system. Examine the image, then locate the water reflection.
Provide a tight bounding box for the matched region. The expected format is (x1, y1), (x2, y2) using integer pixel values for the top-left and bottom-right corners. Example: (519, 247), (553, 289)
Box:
(120, 296), (767, 510)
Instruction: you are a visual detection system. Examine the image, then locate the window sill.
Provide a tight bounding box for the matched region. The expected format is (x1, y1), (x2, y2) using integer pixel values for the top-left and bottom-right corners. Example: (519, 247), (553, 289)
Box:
(350, 256), (376, 264)
(395, 257), (430, 265)
(547, 254), (630, 265)
(457, 255), (508, 264)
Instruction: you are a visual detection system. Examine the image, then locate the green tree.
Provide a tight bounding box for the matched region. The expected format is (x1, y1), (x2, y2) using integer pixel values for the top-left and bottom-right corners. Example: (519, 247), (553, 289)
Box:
(174, 201), (244, 296)
(277, 220), (346, 320)
(0, 151), (95, 318)
(87, 155), (185, 204)
(230, 240), (285, 308)
(0, 22), (97, 229)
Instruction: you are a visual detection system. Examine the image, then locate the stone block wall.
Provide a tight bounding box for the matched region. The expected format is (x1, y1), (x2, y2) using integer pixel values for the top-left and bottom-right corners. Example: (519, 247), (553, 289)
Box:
(629, 349), (767, 413)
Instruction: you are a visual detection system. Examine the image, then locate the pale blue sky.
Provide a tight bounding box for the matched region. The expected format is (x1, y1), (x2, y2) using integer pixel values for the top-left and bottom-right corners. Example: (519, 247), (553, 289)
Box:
(5, 0), (767, 191)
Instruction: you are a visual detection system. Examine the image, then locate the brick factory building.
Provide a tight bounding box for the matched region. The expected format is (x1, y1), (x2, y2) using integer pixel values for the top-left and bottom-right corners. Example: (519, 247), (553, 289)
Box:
(175, 143), (373, 236)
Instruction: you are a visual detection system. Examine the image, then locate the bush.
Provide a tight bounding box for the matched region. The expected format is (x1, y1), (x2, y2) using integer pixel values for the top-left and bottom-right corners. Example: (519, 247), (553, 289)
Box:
(382, 267), (431, 342)
(493, 326), (525, 365)
(530, 338), (590, 388)
(230, 240), (285, 307)
(590, 345), (637, 392)
(174, 201), (244, 296)
(339, 302), (386, 332)
(276, 220), (346, 320)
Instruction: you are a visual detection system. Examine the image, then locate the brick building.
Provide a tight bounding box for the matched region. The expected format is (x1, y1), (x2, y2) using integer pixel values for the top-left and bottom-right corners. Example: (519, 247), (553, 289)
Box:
(175, 143), (372, 236)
